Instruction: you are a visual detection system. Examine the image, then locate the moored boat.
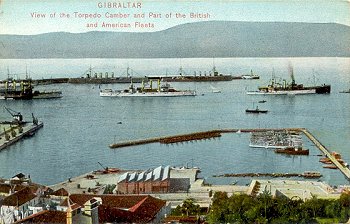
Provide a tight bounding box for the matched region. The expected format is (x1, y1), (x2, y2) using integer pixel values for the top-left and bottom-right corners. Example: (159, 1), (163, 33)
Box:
(0, 79), (62, 100)
(33, 90), (62, 99)
(161, 66), (235, 82)
(100, 80), (196, 97)
(340, 89), (350, 93)
(242, 70), (260, 79)
(99, 89), (120, 97)
(275, 147), (309, 155)
(247, 67), (331, 95)
(69, 66), (147, 84)
(302, 171), (322, 178)
(323, 165), (338, 169)
(245, 106), (268, 113)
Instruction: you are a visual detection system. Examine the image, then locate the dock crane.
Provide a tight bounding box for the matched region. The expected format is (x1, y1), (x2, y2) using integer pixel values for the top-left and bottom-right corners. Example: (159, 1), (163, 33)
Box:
(4, 107), (23, 124)
(98, 162), (109, 173)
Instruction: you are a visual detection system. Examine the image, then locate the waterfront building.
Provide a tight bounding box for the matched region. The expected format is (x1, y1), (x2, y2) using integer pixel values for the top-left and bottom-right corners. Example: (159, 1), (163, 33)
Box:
(117, 165), (200, 194)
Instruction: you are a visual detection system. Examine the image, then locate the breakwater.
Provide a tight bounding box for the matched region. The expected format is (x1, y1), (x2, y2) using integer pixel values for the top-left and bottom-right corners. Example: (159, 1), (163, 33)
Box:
(109, 128), (304, 149)
(109, 130), (222, 148)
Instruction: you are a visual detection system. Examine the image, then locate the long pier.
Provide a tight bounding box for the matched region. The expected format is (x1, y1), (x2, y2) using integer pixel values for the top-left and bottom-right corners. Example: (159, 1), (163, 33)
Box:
(109, 127), (350, 181)
(0, 122), (44, 150)
(109, 128), (304, 149)
(301, 129), (350, 180)
(109, 131), (222, 148)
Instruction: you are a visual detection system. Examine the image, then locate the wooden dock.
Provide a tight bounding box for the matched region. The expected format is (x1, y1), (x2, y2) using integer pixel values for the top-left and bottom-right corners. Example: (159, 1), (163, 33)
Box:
(0, 122), (44, 150)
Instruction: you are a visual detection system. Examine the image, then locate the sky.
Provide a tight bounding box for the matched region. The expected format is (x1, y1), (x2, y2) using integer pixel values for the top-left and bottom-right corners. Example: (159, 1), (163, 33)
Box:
(0, 0), (349, 35)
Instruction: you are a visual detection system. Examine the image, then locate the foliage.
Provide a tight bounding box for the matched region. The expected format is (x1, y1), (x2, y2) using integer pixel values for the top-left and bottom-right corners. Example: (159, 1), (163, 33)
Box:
(207, 191), (350, 224)
(172, 198), (200, 216)
(103, 184), (116, 194)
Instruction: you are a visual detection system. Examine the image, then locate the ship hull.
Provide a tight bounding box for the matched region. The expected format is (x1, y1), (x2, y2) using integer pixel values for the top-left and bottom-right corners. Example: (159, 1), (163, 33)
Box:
(247, 85), (330, 95)
(100, 92), (196, 97)
(68, 77), (147, 84)
(245, 109), (268, 113)
(32, 91), (62, 99)
(161, 76), (235, 82)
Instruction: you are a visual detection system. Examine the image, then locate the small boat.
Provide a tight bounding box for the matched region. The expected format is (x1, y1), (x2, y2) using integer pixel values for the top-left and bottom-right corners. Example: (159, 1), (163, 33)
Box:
(323, 165), (338, 169)
(275, 147), (309, 155)
(258, 100), (267, 103)
(210, 85), (221, 93)
(32, 90), (62, 99)
(331, 151), (342, 159)
(319, 158), (344, 164)
(246, 106), (268, 114)
(242, 70), (260, 79)
(302, 171), (322, 178)
(100, 89), (120, 97)
(339, 83), (350, 93)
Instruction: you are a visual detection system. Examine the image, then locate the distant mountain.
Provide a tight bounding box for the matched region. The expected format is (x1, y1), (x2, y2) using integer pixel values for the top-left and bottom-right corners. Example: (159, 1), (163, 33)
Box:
(0, 21), (349, 58)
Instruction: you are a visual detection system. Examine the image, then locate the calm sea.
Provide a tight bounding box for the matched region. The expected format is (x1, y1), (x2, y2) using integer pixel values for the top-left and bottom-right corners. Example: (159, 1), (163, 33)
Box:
(0, 57), (349, 186)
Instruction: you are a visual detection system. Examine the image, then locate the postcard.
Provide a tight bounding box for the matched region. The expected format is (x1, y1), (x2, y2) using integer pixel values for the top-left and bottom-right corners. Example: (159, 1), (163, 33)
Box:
(0, 0), (349, 223)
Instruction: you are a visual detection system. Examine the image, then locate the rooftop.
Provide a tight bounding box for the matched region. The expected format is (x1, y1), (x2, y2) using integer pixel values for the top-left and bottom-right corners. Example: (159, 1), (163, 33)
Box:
(15, 210), (66, 224)
(251, 179), (339, 200)
(59, 194), (166, 223)
(2, 187), (37, 206)
(51, 187), (69, 197)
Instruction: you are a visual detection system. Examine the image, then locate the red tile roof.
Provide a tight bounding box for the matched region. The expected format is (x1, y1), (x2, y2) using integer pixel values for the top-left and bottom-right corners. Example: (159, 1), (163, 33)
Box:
(69, 194), (147, 208)
(51, 188), (69, 196)
(14, 210), (66, 224)
(69, 194), (166, 223)
(59, 199), (81, 211)
(0, 184), (11, 194)
(98, 196), (166, 223)
(0, 184), (27, 194)
(1, 187), (37, 206)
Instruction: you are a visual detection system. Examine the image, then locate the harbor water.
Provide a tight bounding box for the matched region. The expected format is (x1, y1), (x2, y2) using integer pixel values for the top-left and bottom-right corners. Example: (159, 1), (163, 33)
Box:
(0, 57), (349, 186)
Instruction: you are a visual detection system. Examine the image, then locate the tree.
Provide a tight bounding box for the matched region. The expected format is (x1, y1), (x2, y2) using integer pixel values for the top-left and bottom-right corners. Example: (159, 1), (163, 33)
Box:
(257, 188), (273, 220)
(172, 198), (200, 216)
(339, 193), (350, 221)
(325, 200), (341, 218)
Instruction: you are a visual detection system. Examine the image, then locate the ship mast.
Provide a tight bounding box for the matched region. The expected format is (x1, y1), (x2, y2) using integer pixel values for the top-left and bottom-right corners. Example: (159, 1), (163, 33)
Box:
(7, 66), (10, 80)
(126, 66), (130, 77)
(88, 65), (92, 78)
(212, 57), (217, 76)
(25, 65), (28, 79)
